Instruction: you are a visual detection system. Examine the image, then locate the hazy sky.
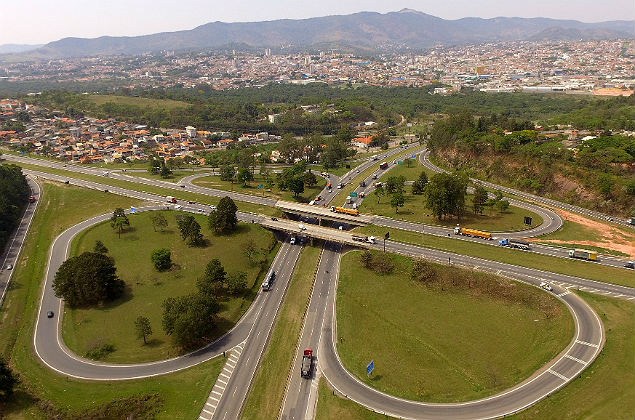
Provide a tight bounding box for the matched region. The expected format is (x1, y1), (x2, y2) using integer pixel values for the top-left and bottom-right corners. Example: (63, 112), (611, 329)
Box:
(2, 0), (633, 44)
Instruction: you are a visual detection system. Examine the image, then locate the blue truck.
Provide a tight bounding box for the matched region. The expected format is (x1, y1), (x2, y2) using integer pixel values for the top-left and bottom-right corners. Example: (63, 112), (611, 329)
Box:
(498, 238), (531, 250)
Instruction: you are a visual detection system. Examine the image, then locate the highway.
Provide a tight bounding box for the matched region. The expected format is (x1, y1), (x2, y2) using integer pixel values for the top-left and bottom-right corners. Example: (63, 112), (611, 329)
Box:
(420, 149), (635, 229)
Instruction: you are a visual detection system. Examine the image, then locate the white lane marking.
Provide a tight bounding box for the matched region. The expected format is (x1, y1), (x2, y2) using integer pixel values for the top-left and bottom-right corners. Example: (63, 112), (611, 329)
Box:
(220, 372), (230, 379)
(576, 340), (600, 348)
(217, 378), (228, 385)
(205, 402), (216, 408)
(565, 354), (588, 365)
(557, 291), (570, 297)
(202, 408), (213, 414)
(547, 369), (569, 381)
(211, 390), (222, 396)
(209, 396), (219, 402)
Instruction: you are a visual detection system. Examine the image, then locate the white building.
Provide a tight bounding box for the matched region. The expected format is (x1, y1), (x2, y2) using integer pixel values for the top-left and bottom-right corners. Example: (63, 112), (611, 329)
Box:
(185, 126), (197, 138)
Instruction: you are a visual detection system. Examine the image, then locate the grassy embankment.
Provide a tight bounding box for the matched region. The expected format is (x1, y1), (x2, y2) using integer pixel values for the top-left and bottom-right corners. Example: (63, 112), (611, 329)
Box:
(336, 251), (573, 402)
(12, 161), (281, 216)
(64, 211), (278, 363)
(317, 291), (634, 420)
(355, 225), (634, 288)
(0, 182), (224, 420)
(241, 244), (323, 420)
(192, 174), (326, 203)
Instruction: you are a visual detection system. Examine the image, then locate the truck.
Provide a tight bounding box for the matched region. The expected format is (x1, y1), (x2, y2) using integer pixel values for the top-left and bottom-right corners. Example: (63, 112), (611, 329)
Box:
(454, 227), (492, 240)
(498, 238), (531, 250)
(629, 218), (635, 226)
(568, 249), (597, 261)
(352, 234), (376, 244)
(166, 196), (177, 204)
(379, 162), (388, 170)
(262, 270), (275, 291)
(301, 349), (313, 379)
(331, 206), (359, 216)
(346, 196), (353, 204)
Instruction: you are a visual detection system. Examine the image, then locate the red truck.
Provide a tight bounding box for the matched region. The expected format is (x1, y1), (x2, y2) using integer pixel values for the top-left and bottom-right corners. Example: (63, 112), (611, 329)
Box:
(379, 162), (388, 170)
(301, 349), (313, 379)
(166, 196), (177, 204)
(28, 195), (36, 203)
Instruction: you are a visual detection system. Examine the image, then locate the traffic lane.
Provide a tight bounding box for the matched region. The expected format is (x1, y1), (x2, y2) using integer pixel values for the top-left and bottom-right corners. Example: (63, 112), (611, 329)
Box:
(319, 249), (603, 420)
(380, 240), (634, 298)
(0, 177), (40, 306)
(213, 242), (302, 419)
(282, 243), (337, 420)
(33, 206), (278, 380)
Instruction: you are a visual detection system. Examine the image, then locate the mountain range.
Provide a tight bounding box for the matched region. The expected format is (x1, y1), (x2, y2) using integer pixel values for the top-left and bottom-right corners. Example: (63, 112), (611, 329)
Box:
(5, 9), (634, 60)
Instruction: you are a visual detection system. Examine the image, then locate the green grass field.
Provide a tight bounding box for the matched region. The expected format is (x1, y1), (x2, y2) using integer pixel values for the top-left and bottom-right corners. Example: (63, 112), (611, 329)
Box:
(242, 244), (323, 420)
(336, 251), (573, 402)
(0, 181), (225, 419)
(356, 225), (634, 288)
(125, 170), (197, 183)
(316, 378), (392, 420)
(362, 189), (541, 232)
(63, 211), (277, 363)
(88, 94), (189, 110)
(192, 173), (326, 203)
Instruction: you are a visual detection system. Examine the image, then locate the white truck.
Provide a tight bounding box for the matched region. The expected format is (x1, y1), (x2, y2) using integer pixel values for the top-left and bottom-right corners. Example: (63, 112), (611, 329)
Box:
(568, 249), (597, 261)
(352, 234), (376, 244)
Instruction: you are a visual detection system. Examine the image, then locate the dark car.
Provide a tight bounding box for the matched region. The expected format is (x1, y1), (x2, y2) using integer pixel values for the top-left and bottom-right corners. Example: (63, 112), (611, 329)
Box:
(188, 201), (196, 204)
(47, 311), (54, 318)
(271, 217), (278, 221)
(64, 180), (70, 184)
(624, 261), (635, 269)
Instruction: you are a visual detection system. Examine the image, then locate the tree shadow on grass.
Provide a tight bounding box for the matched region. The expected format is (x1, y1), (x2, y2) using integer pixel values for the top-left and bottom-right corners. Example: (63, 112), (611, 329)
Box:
(144, 337), (165, 348)
(370, 374), (383, 381)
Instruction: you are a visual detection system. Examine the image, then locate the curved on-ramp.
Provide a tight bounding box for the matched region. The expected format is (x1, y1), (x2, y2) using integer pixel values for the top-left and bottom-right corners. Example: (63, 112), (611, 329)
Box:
(318, 248), (605, 420)
(33, 206), (279, 380)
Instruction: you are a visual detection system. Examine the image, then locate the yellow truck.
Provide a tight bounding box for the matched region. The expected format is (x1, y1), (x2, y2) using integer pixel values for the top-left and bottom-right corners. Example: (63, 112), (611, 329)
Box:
(568, 249), (597, 261)
(454, 227), (492, 240)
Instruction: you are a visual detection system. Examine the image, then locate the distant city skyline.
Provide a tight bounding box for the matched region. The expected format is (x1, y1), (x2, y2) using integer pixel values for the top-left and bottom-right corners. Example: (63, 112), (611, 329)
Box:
(1, 0), (633, 45)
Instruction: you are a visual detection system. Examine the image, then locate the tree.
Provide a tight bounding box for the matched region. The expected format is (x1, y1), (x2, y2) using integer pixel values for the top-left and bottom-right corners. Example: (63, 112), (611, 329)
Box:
(151, 248), (172, 271)
(237, 167), (253, 186)
(220, 165), (235, 182)
(175, 215), (204, 246)
(52, 252), (124, 307)
(360, 250), (373, 268)
(496, 199), (510, 213)
(110, 208), (130, 238)
(287, 175), (305, 198)
(385, 176), (405, 194)
(198, 258), (226, 297)
(241, 241), (262, 266)
(160, 165), (172, 179)
(404, 157), (412, 168)
(226, 271), (247, 295)
(411, 258), (435, 283)
(472, 185), (488, 214)
(303, 171), (318, 188)
(209, 196), (238, 234)
(390, 192), (405, 213)
(375, 184), (385, 203)
(0, 357), (16, 401)
(424, 172), (468, 221)
(93, 240), (108, 254)
(412, 171), (428, 195)
(134, 316), (153, 345)
(150, 212), (168, 232)
(162, 294), (220, 349)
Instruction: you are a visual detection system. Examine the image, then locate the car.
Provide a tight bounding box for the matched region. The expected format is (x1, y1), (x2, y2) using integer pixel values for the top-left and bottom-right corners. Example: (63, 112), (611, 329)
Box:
(356, 169), (360, 173)
(174, 204), (182, 210)
(290, 237), (296, 245)
(64, 180), (69, 184)
(624, 261), (635, 269)
(197, 209), (205, 213)
(180, 185), (186, 188)
(299, 224), (307, 231)
(210, 205), (217, 210)
(6, 264), (13, 270)
(337, 184), (343, 189)
(372, 174), (377, 179)
(539, 282), (553, 292)
(188, 201), (196, 204)
(47, 311), (54, 318)
(104, 189), (109, 193)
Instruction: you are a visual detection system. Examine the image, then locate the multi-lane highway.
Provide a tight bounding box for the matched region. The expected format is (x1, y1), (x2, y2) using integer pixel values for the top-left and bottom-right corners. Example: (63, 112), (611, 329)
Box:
(3, 145), (632, 420)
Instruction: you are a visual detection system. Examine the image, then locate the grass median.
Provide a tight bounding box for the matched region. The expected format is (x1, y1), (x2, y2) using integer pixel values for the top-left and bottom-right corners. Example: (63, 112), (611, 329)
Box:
(0, 181), (227, 419)
(336, 250), (573, 402)
(241, 244), (323, 420)
(355, 225), (634, 288)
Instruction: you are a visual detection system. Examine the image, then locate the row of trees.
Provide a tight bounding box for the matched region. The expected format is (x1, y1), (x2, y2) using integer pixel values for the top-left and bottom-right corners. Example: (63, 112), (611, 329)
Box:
(0, 164), (30, 254)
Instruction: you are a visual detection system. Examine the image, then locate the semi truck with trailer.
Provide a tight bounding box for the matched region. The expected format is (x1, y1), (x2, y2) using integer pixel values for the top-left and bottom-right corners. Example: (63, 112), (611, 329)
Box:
(330, 206), (359, 216)
(454, 227), (492, 240)
(379, 162), (388, 170)
(262, 270), (275, 291)
(568, 249), (597, 261)
(351, 234), (376, 244)
(498, 238), (531, 250)
(301, 349), (313, 379)
(166, 196), (177, 203)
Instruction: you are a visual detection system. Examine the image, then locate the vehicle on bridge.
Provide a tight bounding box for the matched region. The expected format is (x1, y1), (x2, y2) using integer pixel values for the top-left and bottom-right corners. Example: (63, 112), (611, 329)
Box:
(301, 349), (313, 379)
(379, 162), (388, 170)
(568, 249), (597, 261)
(331, 206), (359, 216)
(352, 234), (376, 244)
(498, 238), (531, 250)
(454, 227), (492, 240)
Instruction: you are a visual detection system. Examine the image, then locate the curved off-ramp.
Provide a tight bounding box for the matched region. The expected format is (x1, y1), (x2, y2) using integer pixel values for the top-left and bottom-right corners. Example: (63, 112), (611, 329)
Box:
(318, 246), (605, 420)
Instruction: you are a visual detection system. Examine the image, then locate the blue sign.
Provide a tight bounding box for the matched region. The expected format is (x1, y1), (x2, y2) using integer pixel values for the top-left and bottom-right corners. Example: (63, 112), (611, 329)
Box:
(130, 206), (136, 214)
(350, 192), (358, 197)
(411, 154), (416, 159)
(366, 360), (374, 376)
(257, 184), (263, 189)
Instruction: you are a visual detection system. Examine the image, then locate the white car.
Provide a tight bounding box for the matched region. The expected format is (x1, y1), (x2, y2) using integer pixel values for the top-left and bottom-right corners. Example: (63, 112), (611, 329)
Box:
(299, 224), (307, 231)
(210, 205), (217, 210)
(5, 264), (13, 270)
(539, 282), (553, 292)
(290, 237), (296, 245)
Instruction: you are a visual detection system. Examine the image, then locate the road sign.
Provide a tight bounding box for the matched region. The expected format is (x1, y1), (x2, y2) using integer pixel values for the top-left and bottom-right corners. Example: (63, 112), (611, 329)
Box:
(411, 154), (416, 159)
(130, 206), (136, 214)
(384, 232), (390, 239)
(398, 161), (403, 165)
(350, 192), (358, 197)
(366, 360), (374, 376)
(524, 216), (532, 225)
(257, 184), (263, 189)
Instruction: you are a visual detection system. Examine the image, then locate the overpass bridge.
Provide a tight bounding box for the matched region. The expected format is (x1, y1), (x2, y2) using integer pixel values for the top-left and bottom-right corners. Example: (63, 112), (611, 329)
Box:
(259, 217), (375, 248)
(275, 201), (373, 226)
